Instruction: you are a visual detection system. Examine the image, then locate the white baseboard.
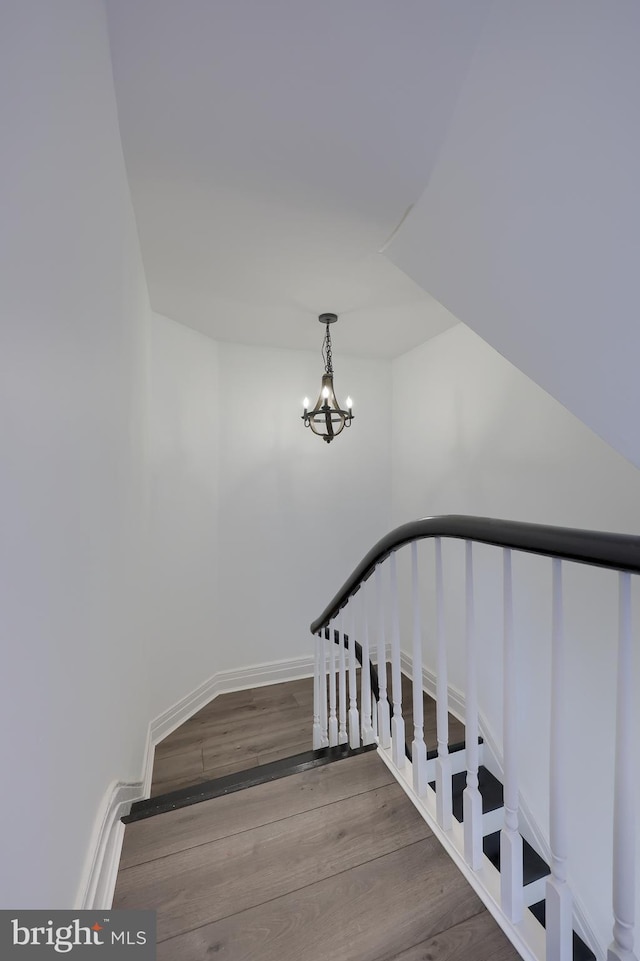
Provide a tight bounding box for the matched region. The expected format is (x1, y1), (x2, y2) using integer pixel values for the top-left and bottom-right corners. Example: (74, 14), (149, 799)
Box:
(79, 654), (315, 911)
(76, 781), (143, 910)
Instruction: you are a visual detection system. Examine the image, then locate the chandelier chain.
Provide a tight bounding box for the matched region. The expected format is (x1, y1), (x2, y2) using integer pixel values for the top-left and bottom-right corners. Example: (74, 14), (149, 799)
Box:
(322, 323), (334, 374)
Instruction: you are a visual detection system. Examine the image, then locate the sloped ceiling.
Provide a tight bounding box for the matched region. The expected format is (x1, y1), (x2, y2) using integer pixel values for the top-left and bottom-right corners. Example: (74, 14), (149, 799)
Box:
(105, 0), (489, 357)
(387, 1), (640, 469)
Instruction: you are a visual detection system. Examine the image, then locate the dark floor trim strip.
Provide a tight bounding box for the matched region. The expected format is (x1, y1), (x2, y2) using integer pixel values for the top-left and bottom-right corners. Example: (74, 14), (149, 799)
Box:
(123, 743), (378, 824)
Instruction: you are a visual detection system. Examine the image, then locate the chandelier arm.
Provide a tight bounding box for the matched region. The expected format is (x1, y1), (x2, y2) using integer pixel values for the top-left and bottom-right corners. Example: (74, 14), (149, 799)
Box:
(324, 404), (334, 439)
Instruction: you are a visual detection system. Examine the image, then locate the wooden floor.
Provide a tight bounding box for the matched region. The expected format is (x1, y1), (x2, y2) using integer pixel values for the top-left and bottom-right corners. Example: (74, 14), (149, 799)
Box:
(151, 670), (466, 796)
(150, 677), (315, 795)
(115, 676), (517, 960)
(115, 750), (520, 961)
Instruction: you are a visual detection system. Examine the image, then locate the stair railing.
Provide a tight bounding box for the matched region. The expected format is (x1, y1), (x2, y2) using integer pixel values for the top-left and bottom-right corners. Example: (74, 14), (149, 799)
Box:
(310, 515), (640, 961)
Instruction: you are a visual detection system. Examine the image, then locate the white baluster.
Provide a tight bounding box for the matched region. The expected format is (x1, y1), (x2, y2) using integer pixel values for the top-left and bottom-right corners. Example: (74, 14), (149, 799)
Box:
(348, 599), (361, 749)
(435, 537), (453, 830)
(338, 609), (348, 745)
(390, 552), (406, 769)
(367, 573), (379, 742)
(319, 629), (329, 748)
(411, 542), (428, 795)
(312, 632), (323, 749)
(500, 548), (523, 922)
(463, 540), (482, 869)
(371, 688), (378, 738)
(608, 572), (637, 961)
(546, 558), (572, 961)
(360, 582), (374, 745)
(376, 564), (391, 748)
(328, 622), (338, 746)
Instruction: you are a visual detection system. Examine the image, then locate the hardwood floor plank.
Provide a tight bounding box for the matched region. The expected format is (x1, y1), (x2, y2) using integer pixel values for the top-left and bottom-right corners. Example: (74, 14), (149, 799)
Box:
(202, 728), (311, 771)
(114, 781), (430, 942)
(382, 910), (521, 961)
(157, 700), (305, 756)
(256, 742), (311, 767)
(198, 753), (260, 782)
(291, 688), (315, 708)
(152, 695), (314, 792)
(153, 752), (261, 796)
(217, 679), (311, 710)
(198, 739), (312, 781)
(150, 772), (211, 798)
(150, 746), (204, 796)
(156, 747), (255, 790)
(155, 837), (484, 961)
(152, 745), (203, 779)
(200, 707), (310, 755)
(121, 751), (394, 869)
(193, 695), (308, 732)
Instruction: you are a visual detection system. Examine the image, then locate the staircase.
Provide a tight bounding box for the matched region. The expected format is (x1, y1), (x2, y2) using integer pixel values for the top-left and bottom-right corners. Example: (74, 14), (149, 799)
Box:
(114, 736), (522, 961)
(309, 516), (640, 961)
(438, 765), (594, 961)
(114, 675), (596, 960)
(113, 514), (639, 961)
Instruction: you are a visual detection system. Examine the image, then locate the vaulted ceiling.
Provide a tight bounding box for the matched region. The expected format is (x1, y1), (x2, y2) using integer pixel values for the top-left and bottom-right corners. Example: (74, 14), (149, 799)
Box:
(105, 0), (489, 358)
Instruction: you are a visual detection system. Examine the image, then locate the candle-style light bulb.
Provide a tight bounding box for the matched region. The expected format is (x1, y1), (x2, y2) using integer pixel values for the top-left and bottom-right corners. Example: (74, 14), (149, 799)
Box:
(303, 397), (309, 411)
(346, 396), (353, 410)
(322, 386), (329, 402)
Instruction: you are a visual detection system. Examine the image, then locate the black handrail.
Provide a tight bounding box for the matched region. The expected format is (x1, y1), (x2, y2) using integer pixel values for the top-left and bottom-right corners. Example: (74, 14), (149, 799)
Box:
(311, 514), (640, 634)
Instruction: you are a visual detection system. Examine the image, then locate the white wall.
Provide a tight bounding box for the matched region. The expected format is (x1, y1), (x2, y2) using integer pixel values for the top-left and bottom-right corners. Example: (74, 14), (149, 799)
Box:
(216, 342), (391, 671)
(145, 331), (392, 692)
(0, 1), (151, 908)
(145, 326), (392, 707)
(391, 323), (640, 954)
(387, 1), (640, 470)
(146, 313), (220, 716)
(0, 0), (392, 903)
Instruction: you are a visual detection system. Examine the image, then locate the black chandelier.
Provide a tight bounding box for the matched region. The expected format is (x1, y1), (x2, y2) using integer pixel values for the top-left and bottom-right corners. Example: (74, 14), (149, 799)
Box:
(302, 313), (353, 444)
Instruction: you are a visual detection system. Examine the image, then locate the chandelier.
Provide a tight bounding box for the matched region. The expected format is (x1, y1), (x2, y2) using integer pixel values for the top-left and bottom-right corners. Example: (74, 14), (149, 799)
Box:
(301, 313), (353, 444)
